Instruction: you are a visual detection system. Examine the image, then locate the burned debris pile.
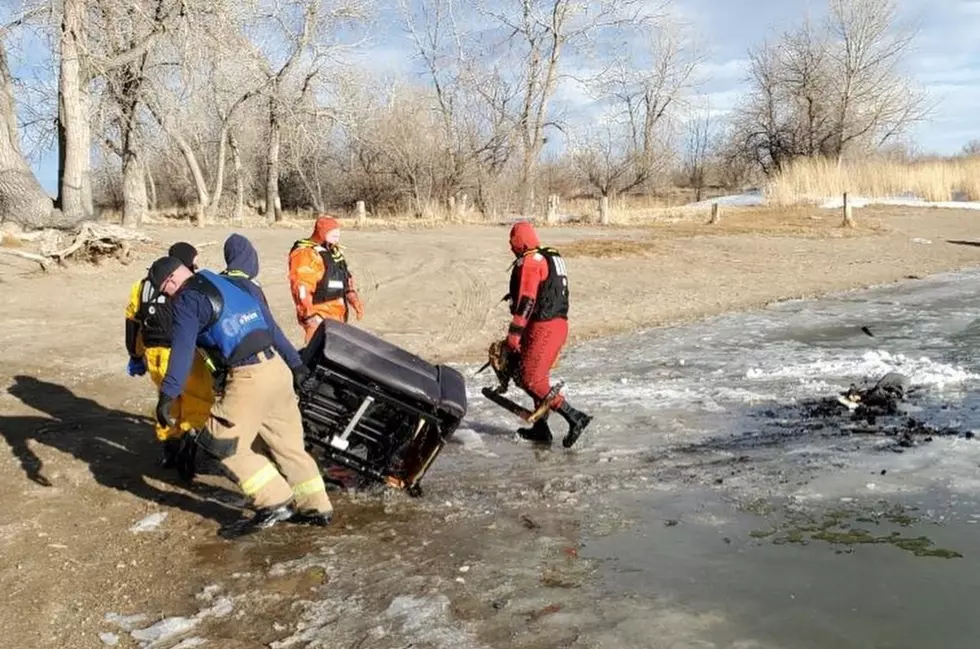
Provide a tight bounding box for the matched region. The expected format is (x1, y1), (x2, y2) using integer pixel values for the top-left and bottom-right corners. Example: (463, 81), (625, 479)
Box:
(795, 371), (974, 450)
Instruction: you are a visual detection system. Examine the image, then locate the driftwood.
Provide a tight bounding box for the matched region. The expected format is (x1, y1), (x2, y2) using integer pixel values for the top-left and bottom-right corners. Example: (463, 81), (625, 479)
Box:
(6, 222), (152, 271)
(0, 247), (51, 270)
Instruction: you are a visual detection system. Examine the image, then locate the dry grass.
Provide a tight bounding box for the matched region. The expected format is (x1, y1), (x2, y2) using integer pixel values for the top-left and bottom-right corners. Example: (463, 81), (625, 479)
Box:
(560, 238), (660, 258)
(765, 156), (980, 205)
(560, 204), (885, 258)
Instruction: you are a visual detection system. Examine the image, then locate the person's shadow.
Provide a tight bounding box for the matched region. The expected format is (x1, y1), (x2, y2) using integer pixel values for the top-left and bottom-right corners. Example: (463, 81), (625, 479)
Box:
(2, 374), (241, 525)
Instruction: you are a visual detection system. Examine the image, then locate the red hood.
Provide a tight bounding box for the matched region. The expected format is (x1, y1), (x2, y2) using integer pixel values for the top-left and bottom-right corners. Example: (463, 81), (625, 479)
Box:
(509, 221), (540, 256)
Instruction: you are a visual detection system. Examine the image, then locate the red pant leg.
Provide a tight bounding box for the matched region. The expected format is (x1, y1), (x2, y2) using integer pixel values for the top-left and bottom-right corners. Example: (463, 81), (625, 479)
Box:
(518, 318), (568, 409)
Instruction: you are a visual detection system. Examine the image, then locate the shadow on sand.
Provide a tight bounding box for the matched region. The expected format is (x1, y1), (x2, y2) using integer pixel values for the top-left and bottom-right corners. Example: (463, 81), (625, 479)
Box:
(1, 374), (242, 526)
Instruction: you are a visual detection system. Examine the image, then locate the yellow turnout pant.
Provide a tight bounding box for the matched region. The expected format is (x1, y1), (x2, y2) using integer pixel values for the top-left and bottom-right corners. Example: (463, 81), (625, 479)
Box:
(145, 346), (215, 441)
(203, 350), (332, 514)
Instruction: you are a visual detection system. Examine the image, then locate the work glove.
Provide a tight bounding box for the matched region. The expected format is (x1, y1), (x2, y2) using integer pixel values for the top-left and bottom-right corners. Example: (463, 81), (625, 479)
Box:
(292, 364), (311, 394)
(304, 314), (324, 331)
(346, 290), (364, 321)
(127, 357), (147, 377)
(155, 393), (176, 430)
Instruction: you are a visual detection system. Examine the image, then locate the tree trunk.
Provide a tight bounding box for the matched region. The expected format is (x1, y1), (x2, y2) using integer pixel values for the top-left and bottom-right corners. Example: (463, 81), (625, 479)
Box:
(265, 99), (283, 222)
(519, 152), (535, 216)
(229, 131), (244, 224)
(0, 41), (57, 229)
(145, 165), (157, 211)
(58, 0), (93, 223)
(207, 127), (229, 220)
(170, 132), (210, 226)
(121, 152), (146, 226)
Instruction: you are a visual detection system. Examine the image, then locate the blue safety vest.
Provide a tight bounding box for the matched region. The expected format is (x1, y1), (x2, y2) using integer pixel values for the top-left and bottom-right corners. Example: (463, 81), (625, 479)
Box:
(186, 269), (273, 367)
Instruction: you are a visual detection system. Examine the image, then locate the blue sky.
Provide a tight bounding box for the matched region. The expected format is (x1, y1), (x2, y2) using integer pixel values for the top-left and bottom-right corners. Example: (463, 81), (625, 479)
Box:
(8, 0), (978, 196)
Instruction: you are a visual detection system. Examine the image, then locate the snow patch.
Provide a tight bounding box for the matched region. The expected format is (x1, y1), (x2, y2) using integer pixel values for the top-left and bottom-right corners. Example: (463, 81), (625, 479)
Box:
(820, 195), (980, 210)
(745, 350), (978, 390)
(691, 190), (764, 207)
(129, 512), (167, 533)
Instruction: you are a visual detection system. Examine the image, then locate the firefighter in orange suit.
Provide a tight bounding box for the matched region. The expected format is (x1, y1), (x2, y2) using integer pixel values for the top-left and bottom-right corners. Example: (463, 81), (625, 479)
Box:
(287, 216), (364, 342)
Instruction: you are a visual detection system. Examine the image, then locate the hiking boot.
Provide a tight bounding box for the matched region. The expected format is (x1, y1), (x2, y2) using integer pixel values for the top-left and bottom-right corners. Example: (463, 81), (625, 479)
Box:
(518, 417), (553, 446)
(218, 503), (296, 539)
(557, 402), (593, 448)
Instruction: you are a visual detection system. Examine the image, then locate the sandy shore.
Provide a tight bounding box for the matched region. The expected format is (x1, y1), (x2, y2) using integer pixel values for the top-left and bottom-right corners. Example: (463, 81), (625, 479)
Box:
(5, 204), (980, 373)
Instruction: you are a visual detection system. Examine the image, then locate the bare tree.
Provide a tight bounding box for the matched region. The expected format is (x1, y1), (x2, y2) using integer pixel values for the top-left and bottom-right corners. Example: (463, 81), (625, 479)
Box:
(824, 0), (928, 158)
(240, 0), (367, 223)
(683, 103), (711, 201)
(568, 15), (698, 202)
(730, 0), (929, 174)
(141, 5), (270, 225)
(469, 0), (661, 215)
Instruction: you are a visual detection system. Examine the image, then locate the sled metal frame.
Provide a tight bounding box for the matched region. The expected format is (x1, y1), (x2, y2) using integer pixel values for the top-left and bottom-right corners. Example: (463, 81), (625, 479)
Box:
(299, 363), (457, 496)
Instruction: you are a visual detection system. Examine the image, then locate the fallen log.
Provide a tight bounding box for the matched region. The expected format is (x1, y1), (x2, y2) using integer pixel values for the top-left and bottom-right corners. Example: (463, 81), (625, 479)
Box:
(0, 247), (50, 271)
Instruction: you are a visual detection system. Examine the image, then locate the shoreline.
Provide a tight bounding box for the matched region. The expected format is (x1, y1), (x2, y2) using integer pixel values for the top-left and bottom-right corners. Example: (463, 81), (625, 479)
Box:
(435, 259), (980, 366)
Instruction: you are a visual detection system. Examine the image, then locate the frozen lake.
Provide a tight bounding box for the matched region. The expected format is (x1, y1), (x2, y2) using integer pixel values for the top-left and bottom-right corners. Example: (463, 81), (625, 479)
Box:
(114, 268), (980, 648)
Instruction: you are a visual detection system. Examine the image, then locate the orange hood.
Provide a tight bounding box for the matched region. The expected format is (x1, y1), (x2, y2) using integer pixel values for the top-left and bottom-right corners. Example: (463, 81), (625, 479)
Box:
(311, 216), (340, 245)
(509, 221), (540, 256)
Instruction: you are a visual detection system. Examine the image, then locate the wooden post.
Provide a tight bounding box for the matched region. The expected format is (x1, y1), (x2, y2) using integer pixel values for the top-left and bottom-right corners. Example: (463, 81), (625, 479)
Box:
(708, 202), (721, 225)
(599, 195), (610, 225)
(546, 194), (560, 225)
(448, 195), (457, 221)
(355, 200), (366, 226)
(842, 192), (855, 228)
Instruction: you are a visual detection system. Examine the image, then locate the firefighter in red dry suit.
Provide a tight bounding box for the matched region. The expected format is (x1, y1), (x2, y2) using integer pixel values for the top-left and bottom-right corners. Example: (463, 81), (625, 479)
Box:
(503, 220), (593, 448)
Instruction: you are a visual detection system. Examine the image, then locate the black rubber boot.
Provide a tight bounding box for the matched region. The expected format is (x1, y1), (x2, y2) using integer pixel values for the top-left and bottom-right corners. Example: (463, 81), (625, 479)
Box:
(159, 438), (181, 469)
(557, 402), (593, 448)
(518, 417), (553, 446)
(218, 503), (296, 539)
(291, 509), (333, 527)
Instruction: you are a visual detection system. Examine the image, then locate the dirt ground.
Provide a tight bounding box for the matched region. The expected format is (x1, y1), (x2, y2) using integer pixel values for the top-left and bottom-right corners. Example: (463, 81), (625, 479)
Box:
(3, 205), (980, 647)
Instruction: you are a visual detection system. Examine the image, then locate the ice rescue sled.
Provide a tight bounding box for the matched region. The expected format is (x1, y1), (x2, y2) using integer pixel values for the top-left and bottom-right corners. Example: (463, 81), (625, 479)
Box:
(297, 319), (467, 496)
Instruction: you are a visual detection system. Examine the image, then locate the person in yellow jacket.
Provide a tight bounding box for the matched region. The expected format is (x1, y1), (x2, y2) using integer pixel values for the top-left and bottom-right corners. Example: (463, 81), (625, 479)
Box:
(125, 242), (215, 468)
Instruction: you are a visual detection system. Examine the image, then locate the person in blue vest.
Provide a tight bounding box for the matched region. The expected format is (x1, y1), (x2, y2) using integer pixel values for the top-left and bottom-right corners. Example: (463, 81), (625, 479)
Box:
(147, 254), (332, 539)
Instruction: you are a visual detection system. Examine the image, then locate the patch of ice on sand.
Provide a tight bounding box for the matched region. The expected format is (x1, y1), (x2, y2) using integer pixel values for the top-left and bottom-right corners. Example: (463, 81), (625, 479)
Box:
(104, 613), (149, 631)
(171, 639), (208, 649)
(745, 350), (978, 390)
(129, 512), (167, 533)
(384, 595), (488, 649)
(129, 597), (233, 648)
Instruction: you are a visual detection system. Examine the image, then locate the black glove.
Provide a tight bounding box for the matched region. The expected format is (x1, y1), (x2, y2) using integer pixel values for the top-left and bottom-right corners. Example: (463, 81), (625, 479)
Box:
(292, 365), (311, 394)
(156, 393), (176, 429)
